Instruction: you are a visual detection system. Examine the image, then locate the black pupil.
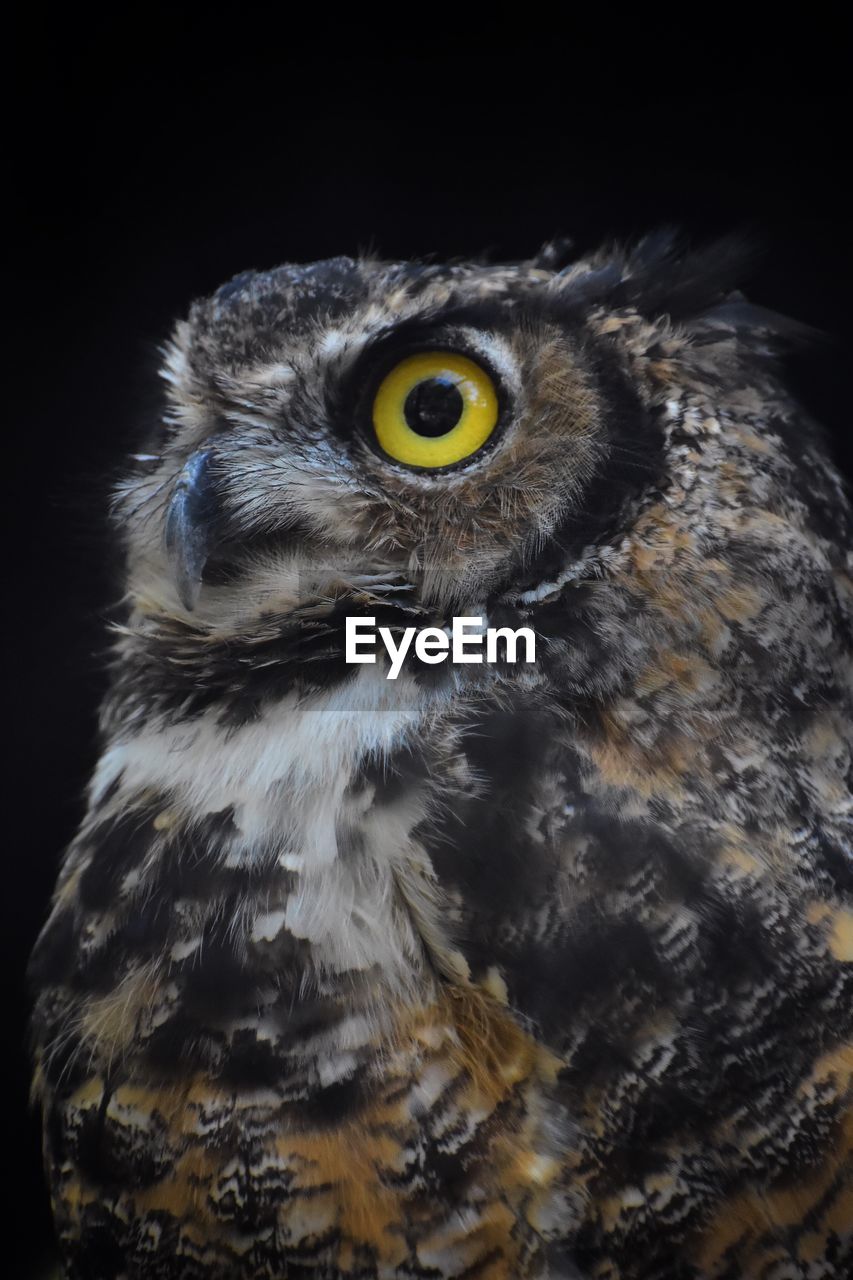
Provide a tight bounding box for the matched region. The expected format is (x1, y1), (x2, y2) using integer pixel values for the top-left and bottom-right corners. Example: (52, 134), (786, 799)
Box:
(403, 376), (464, 437)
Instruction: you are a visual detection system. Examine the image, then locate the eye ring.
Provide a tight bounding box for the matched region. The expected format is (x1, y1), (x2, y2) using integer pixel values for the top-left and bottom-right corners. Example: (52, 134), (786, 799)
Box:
(371, 350), (500, 469)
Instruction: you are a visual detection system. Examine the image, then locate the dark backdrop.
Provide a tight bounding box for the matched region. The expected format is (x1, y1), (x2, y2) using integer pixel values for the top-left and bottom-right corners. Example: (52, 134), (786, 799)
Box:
(8, 14), (850, 1274)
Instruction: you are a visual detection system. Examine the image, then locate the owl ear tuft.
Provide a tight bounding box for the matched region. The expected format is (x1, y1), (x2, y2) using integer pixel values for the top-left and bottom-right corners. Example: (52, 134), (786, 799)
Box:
(530, 235), (577, 272)
(628, 233), (825, 354)
(546, 230), (757, 319)
(687, 297), (825, 357)
(618, 230), (758, 321)
(551, 230), (823, 356)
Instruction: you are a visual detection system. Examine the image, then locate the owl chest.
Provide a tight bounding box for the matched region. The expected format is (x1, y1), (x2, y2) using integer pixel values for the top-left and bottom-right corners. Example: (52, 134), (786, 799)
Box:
(45, 988), (564, 1280)
(38, 677), (581, 1275)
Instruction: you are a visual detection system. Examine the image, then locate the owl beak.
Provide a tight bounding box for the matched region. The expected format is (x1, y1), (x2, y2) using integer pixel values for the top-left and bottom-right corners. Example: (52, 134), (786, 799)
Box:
(164, 449), (219, 611)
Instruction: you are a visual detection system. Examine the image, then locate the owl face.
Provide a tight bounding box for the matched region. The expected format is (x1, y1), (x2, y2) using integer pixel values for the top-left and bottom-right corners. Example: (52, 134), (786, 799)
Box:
(115, 237), (835, 734)
(119, 253), (664, 623)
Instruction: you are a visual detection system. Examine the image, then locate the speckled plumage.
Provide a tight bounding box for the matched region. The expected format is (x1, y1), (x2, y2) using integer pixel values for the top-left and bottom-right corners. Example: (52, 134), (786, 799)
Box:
(30, 237), (853, 1279)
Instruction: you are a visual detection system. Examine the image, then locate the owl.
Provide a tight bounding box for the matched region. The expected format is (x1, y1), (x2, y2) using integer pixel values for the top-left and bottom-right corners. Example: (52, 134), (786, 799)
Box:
(29, 235), (853, 1280)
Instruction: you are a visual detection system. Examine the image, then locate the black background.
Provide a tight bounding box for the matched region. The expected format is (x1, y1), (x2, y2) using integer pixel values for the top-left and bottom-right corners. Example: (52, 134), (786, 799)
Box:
(8, 14), (851, 1274)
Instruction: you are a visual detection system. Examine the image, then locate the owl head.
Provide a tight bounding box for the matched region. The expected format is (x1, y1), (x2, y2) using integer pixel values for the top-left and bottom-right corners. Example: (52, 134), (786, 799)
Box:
(112, 235), (842, 719)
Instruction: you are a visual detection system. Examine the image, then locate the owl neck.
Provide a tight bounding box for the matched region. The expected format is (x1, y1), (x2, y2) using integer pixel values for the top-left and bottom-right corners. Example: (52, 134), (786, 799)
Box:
(93, 664), (454, 987)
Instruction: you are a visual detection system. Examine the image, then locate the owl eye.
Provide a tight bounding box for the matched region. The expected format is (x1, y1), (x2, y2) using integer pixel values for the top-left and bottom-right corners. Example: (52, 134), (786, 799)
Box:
(371, 351), (500, 468)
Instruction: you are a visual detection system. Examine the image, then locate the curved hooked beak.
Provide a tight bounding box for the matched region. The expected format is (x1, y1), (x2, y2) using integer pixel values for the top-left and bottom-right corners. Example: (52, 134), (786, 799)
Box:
(164, 450), (219, 610)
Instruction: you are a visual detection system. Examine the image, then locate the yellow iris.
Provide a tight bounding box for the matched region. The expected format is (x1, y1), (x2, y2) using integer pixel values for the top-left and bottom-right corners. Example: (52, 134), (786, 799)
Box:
(371, 351), (499, 468)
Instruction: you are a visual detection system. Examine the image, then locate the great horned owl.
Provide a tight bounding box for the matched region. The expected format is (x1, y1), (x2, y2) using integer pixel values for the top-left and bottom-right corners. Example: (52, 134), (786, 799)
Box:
(30, 236), (853, 1279)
